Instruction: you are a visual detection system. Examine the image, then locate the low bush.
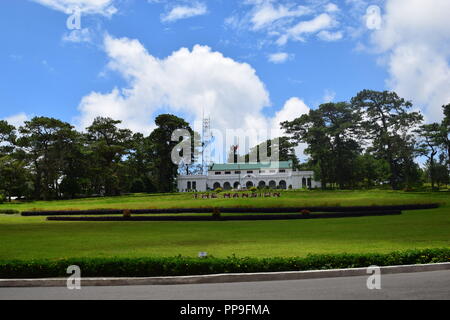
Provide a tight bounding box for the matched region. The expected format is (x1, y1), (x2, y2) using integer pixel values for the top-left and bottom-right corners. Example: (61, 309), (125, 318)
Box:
(21, 203), (439, 216)
(212, 207), (221, 220)
(0, 248), (448, 279)
(301, 209), (311, 216)
(0, 209), (20, 215)
(46, 210), (402, 222)
(123, 209), (131, 219)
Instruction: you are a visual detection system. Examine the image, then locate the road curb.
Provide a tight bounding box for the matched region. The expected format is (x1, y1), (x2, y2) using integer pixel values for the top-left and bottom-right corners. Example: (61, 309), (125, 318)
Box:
(1, 262), (449, 288)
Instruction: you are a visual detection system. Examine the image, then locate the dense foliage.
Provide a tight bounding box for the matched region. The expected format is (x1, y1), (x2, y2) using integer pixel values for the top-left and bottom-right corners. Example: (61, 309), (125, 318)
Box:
(0, 90), (449, 199)
(0, 248), (448, 278)
(0, 114), (193, 200)
(282, 91), (449, 190)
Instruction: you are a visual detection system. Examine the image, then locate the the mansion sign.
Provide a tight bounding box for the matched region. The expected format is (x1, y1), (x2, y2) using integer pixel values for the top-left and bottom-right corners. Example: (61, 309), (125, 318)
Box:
(193, 192), (282, 199)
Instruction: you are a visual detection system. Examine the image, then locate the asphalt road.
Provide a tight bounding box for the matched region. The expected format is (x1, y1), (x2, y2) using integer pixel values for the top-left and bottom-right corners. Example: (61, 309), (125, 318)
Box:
(0, 270), (449, 300)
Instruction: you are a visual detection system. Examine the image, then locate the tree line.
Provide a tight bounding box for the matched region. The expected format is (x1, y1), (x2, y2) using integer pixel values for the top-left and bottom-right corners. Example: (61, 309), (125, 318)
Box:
(281, 90), (449, 190)
(0, 89), (449, 201)
(0, 114), (193, 201)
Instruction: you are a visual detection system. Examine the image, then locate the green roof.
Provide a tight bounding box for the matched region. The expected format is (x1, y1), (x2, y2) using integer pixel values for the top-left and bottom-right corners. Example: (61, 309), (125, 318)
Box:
(209, 161), (293, 171)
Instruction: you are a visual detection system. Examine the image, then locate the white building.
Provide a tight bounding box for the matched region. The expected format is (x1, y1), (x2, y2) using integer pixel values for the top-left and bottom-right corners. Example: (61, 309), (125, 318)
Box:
(177, 161), (321, 192)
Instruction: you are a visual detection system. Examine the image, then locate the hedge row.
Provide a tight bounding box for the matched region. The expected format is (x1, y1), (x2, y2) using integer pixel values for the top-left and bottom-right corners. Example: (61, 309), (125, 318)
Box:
(46, 210), (402, 222)
(0, 209), (20, 215)
(21, 203), (439, 216)
(0, 248), (448, 279)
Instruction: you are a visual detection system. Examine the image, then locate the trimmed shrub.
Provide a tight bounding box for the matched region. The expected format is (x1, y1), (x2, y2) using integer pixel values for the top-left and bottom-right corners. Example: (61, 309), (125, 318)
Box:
(123, 209), (131, 219)
(212, 208), (221, 220)
(0, 248), (448, 279)
(0, 209), (20, 215)
(301, 209), (311, 216)
(47, 210), (402, 222)
(214, 187), (223, 193)
(21, 203), (439, 216)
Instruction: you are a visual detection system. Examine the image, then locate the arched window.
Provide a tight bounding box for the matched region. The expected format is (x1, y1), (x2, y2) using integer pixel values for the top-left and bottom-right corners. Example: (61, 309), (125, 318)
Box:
(233, 182), (240, 189)
(258, 181), (266, 189)
(246, 181), (254, 189)
(269, 180), (277, 189)
(223, 182), (232, 190)
(187, 181), (192, 190)
(279, 180), (287, 190)
(213, 182), (221, 190)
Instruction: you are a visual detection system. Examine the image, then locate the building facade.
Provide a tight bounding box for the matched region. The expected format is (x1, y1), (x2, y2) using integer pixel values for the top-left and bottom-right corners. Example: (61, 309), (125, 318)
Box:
(177, 161), (321, 192)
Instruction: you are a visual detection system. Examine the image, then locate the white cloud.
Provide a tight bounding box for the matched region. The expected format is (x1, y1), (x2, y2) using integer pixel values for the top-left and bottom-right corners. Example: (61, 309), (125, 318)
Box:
(271, 97), (309, 135)
(276, 13), (335, 45)
(267, 52), (292, 64)
(77, 34), (269, 134)
(248, 1), (312, 31)
(317, 30), (343, 41)
(271, 97), (310, 159)
(323, 89), (336, 103)
(161, 2), (207, 23)
(370, 0), (450, 121)
(289, 13), (332, 36)
(3, 113), (30, 128)
(75, 35), (309, 160)
(325, 3), (339, 13)
(32, 0), (117, 16)
(62, 28), (92, 43)
(226, 1), (343, 46)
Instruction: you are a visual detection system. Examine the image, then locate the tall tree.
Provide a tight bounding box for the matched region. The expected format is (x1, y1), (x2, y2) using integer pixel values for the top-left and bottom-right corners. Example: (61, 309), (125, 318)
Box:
(351, 90), (423, 189)
(439, 104), (450, 171)
(354, 153), (390, 188)
(148, 114), (192, 193)
(0, 156), (31, 201)
(125, 133), (157, 193)
(0, 120), (16, 156)
(416, 123), (441, 189)
(17, 117), (78, 200)
(86, 117), (132, 196)
(282, 102), (362, 189)
(59, 131), (92, 198)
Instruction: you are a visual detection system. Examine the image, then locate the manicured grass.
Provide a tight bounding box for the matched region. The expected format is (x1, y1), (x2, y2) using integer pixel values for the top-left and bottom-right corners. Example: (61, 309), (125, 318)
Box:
(0, 191), (449, 261)
(0, 190), (448, 212)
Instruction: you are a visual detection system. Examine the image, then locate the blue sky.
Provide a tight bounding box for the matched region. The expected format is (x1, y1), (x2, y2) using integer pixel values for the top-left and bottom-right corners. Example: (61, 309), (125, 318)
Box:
(1, 0), (449, 142)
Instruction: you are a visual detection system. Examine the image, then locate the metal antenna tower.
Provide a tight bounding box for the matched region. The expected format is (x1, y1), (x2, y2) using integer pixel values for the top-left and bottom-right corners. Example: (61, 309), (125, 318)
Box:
(202, 115), (212, 175)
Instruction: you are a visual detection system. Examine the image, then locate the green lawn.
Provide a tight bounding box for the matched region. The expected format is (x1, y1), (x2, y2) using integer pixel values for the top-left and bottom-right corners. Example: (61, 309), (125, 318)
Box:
(0, 189), (447, 212)
(0, 190), (449, 261)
